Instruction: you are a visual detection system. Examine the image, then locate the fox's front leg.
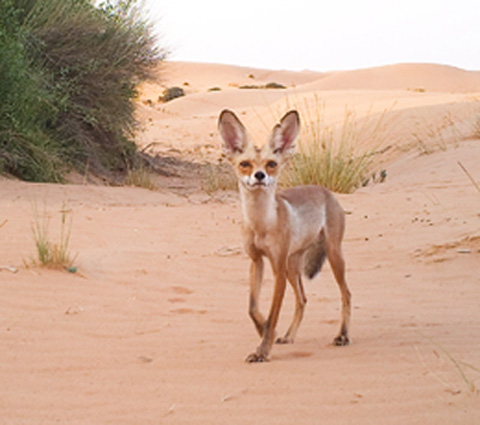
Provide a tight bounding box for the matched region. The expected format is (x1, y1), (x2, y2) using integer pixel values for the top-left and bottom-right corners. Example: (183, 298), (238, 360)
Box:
(248, 257), (266, 336)
(246, 264), (287, 363)
(276, 253), (307, 344)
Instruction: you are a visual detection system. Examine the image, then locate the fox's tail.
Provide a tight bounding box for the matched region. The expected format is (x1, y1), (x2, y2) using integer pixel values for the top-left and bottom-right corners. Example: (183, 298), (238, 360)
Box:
(304, 231), (327, 279)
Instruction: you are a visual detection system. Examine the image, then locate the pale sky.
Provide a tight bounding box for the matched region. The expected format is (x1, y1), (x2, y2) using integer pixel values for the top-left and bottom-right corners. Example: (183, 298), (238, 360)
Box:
(145, 0), (480, 72)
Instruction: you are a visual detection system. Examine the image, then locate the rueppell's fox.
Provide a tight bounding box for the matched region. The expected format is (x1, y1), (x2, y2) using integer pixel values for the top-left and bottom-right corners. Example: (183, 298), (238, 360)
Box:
(218, 109), (351, 363)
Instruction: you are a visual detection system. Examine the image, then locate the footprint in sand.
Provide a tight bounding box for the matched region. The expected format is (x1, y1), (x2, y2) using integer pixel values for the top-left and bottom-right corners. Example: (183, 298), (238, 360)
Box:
(170, 286), (194, 295)
(170, 308), (207, 315)
(168, 297), (186, 303)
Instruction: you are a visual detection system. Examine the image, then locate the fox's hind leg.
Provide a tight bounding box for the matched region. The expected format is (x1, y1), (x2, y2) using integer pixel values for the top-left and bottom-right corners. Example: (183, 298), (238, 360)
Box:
(327, 245), (351, 346)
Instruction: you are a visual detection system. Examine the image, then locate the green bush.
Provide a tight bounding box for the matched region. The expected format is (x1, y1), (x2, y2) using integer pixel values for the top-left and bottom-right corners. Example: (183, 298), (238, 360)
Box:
(0, 0), (166, 181)
(0, 0), (62, 181)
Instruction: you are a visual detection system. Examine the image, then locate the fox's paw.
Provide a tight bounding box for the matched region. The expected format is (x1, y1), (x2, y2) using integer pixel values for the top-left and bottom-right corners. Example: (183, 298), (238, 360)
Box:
(275, 336), (294, 344)
(333, 334), (350, 346)
(245, 352), (269, 363)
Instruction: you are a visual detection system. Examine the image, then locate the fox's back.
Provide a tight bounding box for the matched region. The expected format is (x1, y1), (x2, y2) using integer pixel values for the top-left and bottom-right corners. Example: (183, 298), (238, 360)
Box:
(278, 185), (345, 249)
(279, 185), (344, 217)
(279, 185), (329, 207)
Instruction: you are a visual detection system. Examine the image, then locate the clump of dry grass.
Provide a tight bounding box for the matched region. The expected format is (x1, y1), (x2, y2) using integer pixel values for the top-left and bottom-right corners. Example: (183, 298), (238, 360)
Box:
(281, 98), (391, 193)
(125, 166), (157, 190)
(30, 203), (77, 270)
(201, 162), (237, 193)
(411, 111), (462, 154)
(470, 96), (480, 139)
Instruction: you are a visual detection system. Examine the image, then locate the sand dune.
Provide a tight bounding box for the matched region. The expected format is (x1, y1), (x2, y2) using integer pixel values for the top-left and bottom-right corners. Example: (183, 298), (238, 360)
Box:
(139, 61), (324, 102)
(165, 61), (324, 89)
(2, 61), (480, 424)
(302, 63), (480, 92)
(136, 62), (480, 158)
(140, 62), (480, 105)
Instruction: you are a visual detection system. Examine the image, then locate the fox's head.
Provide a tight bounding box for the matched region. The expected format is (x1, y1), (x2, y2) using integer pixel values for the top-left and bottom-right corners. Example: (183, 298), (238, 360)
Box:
(218, 109), (300, 191)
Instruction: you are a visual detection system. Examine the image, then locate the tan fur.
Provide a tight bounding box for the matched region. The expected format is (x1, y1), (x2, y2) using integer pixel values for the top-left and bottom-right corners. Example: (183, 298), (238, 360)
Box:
(218, 109), (351, 362)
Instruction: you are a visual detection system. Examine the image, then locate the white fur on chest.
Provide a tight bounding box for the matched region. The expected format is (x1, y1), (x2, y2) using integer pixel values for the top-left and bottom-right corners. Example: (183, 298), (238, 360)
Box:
(240, 188), (277, 232)
(240, 187), (327, 257)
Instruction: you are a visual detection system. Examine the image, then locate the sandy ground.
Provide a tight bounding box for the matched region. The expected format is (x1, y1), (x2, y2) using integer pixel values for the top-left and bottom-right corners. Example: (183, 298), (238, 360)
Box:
(1, 62), (480, 424)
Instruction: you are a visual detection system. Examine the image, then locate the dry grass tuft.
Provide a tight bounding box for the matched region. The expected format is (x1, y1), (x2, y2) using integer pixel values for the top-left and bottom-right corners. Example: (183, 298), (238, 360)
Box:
(201, 163), (237, 193)
(30, 203), (77, 270)
(281, 97), (391, 193)
(125, 167), (157, 190)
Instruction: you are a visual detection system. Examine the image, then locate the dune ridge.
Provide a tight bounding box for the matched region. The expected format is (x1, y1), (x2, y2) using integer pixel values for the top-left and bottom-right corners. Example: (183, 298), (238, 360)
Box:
(303, 62), (480, 92)
(136, 61), (480, 160)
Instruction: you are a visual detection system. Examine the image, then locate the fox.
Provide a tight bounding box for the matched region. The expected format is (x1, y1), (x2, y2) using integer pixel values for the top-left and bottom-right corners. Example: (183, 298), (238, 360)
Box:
(218, 109), (351, 363)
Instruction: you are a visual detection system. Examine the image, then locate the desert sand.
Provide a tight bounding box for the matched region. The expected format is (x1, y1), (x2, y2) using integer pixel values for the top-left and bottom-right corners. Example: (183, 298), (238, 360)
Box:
(1, 61), (480, 424)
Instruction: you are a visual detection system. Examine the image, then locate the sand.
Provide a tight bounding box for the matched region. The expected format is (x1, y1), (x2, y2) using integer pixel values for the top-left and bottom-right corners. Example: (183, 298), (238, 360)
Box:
(1, 61), (480, 424)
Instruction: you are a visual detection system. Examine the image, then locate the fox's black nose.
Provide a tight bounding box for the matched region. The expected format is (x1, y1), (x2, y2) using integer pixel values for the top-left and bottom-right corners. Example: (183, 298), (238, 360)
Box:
(254, 171), (266, 181)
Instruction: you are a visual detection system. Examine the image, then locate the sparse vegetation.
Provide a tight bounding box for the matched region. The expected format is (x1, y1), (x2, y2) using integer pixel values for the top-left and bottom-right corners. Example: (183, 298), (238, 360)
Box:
(30, 203), (77, 270)
(416, 333), (480, 394)
(411, 111), (463, 154)
(474, 116), (480, 139)
(282, 100), (390, 193)
(0, 0), (165, 182)
(239, 82), (287, 90)
(125, 166), (156, 190)
(201, 163), (237, 193)
(471, 97), (480, 139)
(408, 87), (426, 93)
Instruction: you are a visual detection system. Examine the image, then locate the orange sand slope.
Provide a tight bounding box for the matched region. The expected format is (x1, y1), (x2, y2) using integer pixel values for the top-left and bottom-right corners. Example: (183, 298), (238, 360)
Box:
(136, 62), (480, 158)
(1, 61), (480, 424)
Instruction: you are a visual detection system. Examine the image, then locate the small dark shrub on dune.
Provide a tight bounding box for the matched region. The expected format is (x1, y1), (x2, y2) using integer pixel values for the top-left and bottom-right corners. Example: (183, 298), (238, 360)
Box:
(265, 82), (286, 89)
(160, 86), (185, 102)
(238, 82), (287, 90)
(238, 84), (260, 90)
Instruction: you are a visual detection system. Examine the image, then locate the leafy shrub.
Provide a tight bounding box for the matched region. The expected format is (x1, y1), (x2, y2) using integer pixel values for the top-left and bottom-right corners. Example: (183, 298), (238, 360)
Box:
(0, 0), (62, 181)
(0, 0), (166, 181)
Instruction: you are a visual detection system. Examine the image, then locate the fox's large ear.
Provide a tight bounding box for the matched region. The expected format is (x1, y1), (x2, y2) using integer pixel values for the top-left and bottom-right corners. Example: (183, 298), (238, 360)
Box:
(218, 109), (248, 156)
(269, 110), (300, 155)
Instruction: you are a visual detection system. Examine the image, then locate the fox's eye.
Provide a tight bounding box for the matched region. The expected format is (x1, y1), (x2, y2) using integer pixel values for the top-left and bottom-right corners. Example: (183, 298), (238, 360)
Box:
(266, 160), (278, 169)
(239, 161), (251, 168)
